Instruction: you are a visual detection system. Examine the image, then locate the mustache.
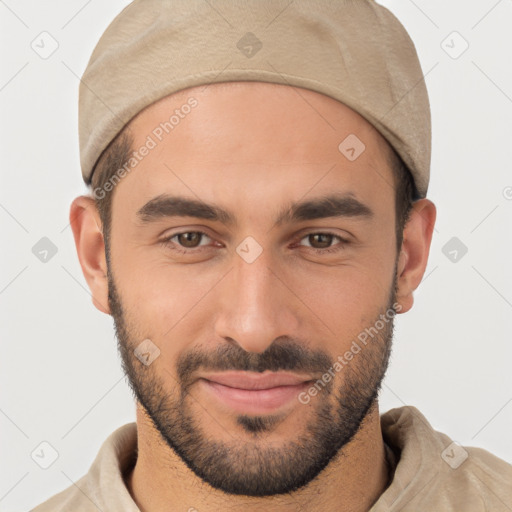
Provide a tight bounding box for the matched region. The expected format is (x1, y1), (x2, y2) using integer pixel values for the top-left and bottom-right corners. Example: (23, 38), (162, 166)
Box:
(176, 336), (333, 387)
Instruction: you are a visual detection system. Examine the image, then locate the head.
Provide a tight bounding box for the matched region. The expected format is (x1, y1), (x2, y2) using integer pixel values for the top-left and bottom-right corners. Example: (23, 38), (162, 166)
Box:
(71, 81), (435, 496)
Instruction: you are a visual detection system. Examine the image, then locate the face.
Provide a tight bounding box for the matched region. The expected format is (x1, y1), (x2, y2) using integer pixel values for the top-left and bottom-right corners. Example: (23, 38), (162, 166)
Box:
(104, 82), (401, 496)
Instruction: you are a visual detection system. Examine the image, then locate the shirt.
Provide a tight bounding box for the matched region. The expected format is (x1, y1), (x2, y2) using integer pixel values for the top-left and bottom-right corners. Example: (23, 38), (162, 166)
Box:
(30, 406), (512, 511)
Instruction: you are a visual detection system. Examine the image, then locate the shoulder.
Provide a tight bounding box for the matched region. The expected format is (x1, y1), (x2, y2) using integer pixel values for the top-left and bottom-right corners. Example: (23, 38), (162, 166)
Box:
(30, 474), (94, 512)
(30, 422), (138, 512)
(436, 444), (512, 509)
(375, 406), (512, 511)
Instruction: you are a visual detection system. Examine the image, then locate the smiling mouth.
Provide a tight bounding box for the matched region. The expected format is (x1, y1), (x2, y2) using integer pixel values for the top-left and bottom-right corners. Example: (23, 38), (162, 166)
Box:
(198, 371), (314, 414)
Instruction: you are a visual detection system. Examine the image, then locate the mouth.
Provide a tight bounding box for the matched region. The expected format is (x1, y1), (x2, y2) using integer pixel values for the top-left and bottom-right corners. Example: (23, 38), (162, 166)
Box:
(198, 371), (314, 414)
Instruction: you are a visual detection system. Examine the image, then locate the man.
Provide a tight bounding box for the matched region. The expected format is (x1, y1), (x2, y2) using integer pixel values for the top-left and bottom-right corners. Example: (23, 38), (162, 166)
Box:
(32, 0), (512, 511)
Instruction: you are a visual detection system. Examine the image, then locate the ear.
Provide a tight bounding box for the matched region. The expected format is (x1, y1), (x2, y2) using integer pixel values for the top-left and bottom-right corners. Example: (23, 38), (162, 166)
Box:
(395, 198), (436, 313)
(69, 196), (111, 315)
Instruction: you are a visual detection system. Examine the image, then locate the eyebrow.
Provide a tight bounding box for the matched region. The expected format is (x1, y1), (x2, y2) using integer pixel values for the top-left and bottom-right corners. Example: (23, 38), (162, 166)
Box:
(136, 192), (374, 227)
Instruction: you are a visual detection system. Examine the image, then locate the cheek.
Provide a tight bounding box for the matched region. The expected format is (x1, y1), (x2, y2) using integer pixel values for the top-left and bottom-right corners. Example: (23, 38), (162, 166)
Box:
(291, 255), (391, 305)
(282, 259), (393, 351)
(118, 262), (217, 352)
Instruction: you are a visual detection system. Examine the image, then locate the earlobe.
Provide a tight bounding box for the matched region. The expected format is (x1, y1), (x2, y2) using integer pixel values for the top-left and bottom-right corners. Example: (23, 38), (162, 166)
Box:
(395, 199), (436, 314)
(69, 196), (111, 315)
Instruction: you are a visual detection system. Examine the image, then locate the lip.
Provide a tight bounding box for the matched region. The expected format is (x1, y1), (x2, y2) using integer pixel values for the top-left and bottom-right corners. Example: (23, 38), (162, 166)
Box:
(200, 370), (313, 390)
(198, 371), (314, 415)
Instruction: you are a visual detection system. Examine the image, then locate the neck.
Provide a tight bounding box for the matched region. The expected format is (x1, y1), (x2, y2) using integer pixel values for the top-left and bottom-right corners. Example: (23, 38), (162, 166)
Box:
(126, 400), (389, 512)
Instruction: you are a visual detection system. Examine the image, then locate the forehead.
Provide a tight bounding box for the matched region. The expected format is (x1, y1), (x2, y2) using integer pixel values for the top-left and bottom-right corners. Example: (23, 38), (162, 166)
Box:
(114, 81), (395, 217)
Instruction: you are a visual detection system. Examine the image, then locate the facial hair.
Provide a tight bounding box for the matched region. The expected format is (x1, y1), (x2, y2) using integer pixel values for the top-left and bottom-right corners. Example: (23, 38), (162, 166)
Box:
(109, 267), (397, 497)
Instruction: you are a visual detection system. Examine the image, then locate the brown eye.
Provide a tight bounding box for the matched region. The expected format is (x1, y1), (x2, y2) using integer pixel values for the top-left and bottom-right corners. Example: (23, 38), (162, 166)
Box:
(297, 232), (349, 254)
(176, 232), (204, 248)
(161, 231), (213, 253)
(307, 233), (335, 249)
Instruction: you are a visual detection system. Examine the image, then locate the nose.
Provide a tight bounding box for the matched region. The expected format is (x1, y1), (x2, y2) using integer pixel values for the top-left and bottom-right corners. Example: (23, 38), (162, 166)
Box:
(214, 244), (300, 354)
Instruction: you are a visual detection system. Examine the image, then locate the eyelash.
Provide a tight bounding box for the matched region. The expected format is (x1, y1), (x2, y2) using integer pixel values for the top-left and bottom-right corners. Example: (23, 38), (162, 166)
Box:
(160, 230), (349, 255)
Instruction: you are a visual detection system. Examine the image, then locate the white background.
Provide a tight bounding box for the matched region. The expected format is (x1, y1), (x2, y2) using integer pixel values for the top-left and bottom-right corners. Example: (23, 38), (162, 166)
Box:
(1, 1), (511, 510)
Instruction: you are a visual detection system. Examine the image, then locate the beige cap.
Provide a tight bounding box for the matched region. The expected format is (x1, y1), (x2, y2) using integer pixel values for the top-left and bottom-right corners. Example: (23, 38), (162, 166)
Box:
(79, 0), (431, 198)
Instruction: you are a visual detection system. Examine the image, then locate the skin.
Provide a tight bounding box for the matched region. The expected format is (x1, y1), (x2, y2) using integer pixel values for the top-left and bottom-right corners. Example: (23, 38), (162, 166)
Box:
(70, 81), (436, 512)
